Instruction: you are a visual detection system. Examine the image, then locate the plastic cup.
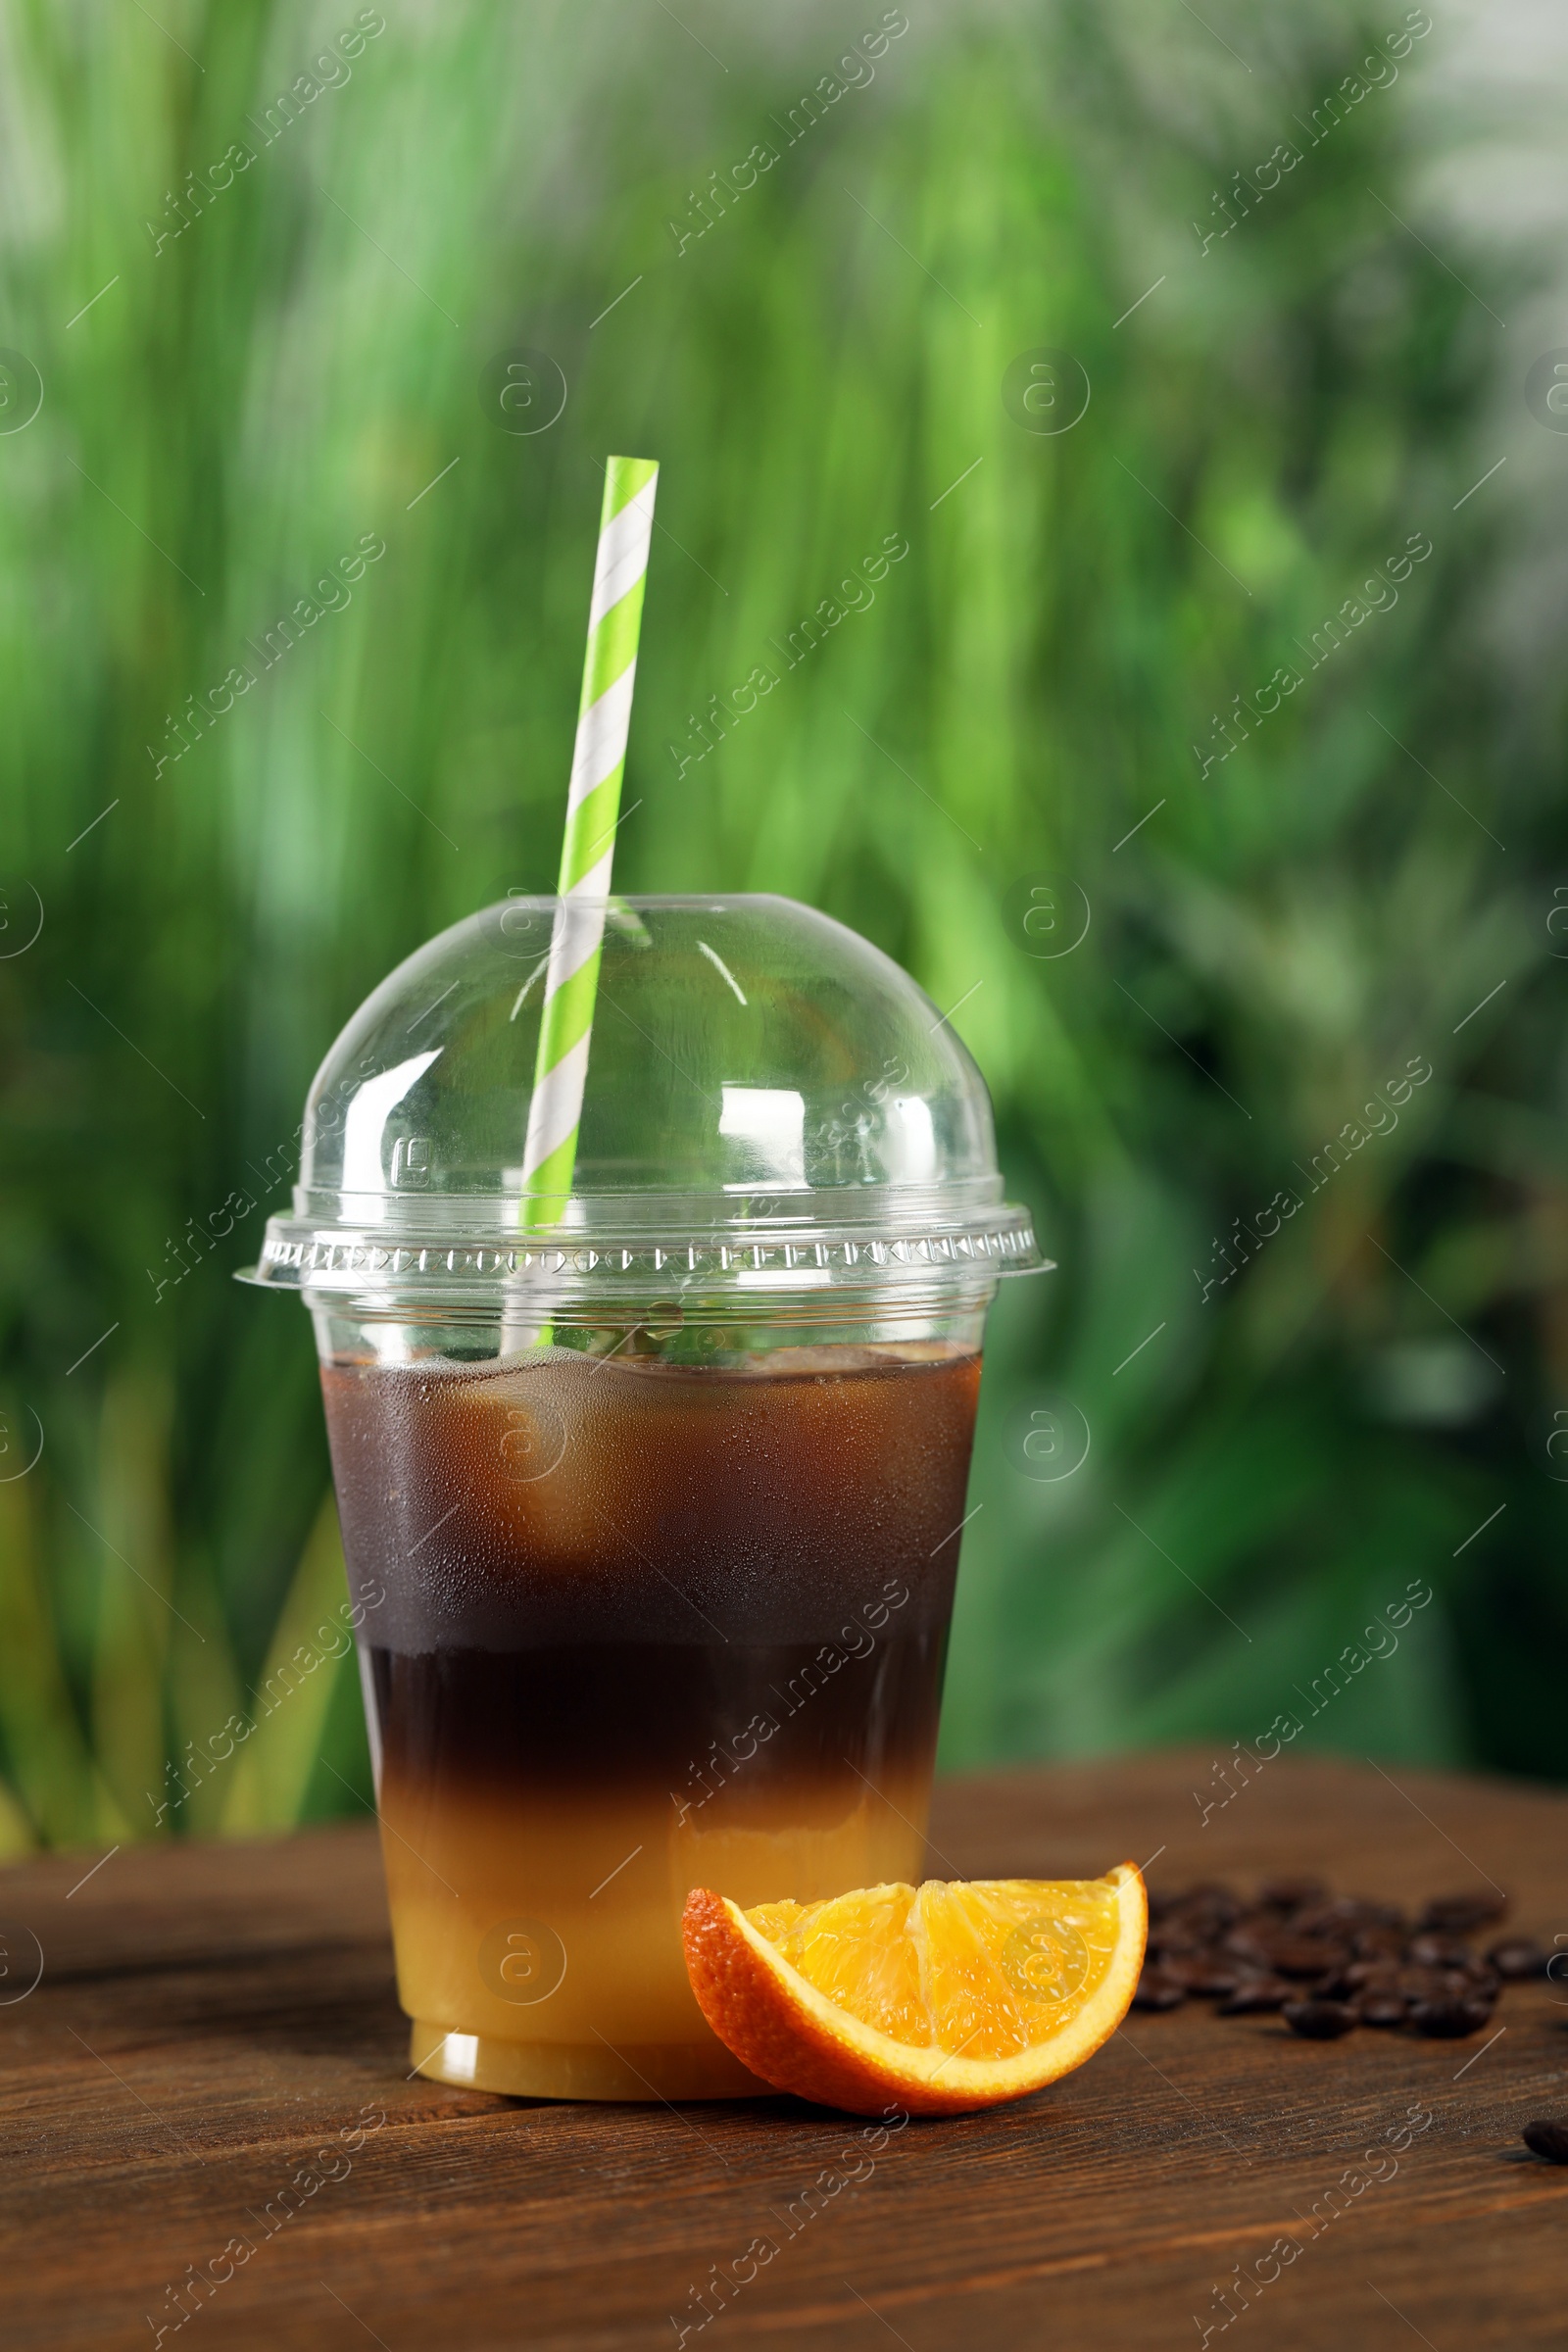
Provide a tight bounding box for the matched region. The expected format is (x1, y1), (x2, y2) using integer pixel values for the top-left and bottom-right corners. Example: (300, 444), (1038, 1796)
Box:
(243, 895), (1047, 2099)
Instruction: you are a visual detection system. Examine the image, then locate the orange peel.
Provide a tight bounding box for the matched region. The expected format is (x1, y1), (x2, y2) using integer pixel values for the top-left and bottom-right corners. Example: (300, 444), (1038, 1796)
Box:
(682, 1864), (1146, 2116)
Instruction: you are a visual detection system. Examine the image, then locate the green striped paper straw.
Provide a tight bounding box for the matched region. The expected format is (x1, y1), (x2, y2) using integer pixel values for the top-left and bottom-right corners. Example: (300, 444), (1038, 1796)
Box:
(520, 456), (659, 1231)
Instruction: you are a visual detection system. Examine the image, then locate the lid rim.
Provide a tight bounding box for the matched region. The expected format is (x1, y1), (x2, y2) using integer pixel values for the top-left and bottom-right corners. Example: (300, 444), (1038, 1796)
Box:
(240, 1202), (1049, 1297)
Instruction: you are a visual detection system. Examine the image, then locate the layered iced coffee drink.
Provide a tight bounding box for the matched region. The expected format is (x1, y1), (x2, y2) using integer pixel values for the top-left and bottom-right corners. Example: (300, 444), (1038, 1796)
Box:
(323, 1338), (980, 2097)
(246, 894), (1045, 2098)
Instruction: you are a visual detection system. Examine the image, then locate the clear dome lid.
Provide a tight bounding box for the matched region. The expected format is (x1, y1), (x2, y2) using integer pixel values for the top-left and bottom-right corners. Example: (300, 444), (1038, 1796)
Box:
(242, 894), (1047, 1305)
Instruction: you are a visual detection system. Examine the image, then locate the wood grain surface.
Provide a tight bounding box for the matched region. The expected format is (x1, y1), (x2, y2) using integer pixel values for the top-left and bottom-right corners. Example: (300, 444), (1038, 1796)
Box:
(4, 1749), (1568, 2350)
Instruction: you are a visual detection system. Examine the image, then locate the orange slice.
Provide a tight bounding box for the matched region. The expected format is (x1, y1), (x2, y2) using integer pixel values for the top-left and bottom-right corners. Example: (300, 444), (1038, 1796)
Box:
(682, 1864), (1146, 2116)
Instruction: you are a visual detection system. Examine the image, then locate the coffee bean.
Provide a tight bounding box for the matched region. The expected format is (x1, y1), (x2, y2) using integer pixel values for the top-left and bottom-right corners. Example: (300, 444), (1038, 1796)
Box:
(1267, 1934), (1353, 1979)
(1163, 1885), (1235, 1918)
(1340, 1958), (1401, 1992)
(1217, 1975), (1293, 2015)
(1152, 1877), (1529, 2042)
(1418, 1891), (1507, 1935)
(1409, 1995), (1494, 2038)
(1522, 2119), (1568, 2164)
(1133, 1969), (1187, 2011)
(1489, 1938), (1549, 1981)
(1417, 1955), (1497, 1993)
(1296, 1897), (1402, 1936)
(1168, 1955), (1247, 1997)
(1399, 1964), (1477, 2008)
(1353, 1924), (1407, 1961)
(1222, 1927), (1278, 1971)
(1284, 1999), (1359, 2040)
(1288, 1907), (1339, 1936)
(1258, 1876), (1327, 1913)
(1322, 1955), (1406, 1998)
(1169, 1888), (1242, 1936)
(1226, 1924), (1279, 1958)
(1149, 1923), (1214, 1958)
(1408, 1933), (1475, 1970)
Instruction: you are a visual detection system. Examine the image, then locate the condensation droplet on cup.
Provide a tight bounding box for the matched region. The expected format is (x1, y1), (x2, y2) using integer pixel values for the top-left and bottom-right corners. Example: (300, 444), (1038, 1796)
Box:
(497, 1397), (567, 1484)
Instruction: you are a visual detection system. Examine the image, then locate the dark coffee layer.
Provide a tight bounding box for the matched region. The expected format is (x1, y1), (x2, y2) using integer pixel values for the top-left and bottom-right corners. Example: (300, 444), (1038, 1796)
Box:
(322, 1346), (982, 1653)
(370, 1621), (948, 1807)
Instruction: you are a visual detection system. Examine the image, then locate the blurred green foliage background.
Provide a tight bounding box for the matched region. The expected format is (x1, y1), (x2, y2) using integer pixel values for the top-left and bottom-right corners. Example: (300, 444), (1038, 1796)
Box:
(0, 0), (1561, 1854)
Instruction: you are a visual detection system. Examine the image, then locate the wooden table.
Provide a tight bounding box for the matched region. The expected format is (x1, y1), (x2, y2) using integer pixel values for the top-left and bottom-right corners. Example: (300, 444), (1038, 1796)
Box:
(5, 1750), (1568, 2349)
